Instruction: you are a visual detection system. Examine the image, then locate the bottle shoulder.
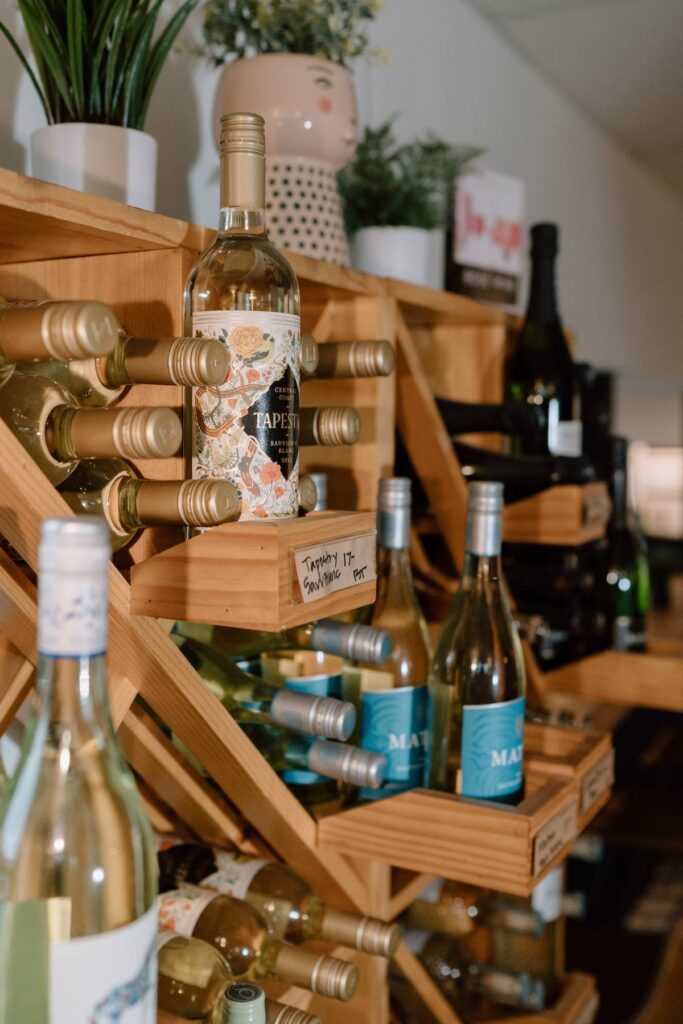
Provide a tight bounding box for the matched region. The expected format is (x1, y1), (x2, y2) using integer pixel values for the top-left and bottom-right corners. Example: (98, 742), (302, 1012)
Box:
(188, 234), (301, 313)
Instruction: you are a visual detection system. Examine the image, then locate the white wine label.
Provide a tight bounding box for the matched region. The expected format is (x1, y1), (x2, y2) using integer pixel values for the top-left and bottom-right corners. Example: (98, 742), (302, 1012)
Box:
(204, 851), (268, 900)
(0, 900), (157, 1024)
(580, 749), (614, 815)
(294, 532), (376, 603)
(531, 866), (563, 923)
(38, 571), (108, 657)
(532, 799), (577, 875)
(359, 684), (429, 801)
(192, 310), (300, 520)
(550, 419), (582, 457)
(460, 696), (525, 799)
(49, 906), (157, 1023)
(158, 888), (216, 937)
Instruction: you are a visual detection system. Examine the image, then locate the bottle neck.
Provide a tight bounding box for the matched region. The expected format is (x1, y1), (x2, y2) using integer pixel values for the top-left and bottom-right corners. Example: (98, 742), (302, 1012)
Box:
(465, 507), (502, 560)
(526, 254), (560, 324)
(219, 207), (267, 236)
(611, 465), (628, 525)
(37, 654), (112, 739)
(219, 148), (267, 237)
(378, 507), (410, 549)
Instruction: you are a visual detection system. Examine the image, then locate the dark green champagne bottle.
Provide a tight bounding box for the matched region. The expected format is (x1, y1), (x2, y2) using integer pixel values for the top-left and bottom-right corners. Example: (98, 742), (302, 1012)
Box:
(505, 223), (581, 457)
(604, 437), (649, 651)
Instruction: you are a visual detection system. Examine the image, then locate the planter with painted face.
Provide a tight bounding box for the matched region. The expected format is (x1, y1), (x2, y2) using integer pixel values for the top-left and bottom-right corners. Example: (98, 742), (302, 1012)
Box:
(30, 122), (158, 211)
(215, 53), (357, 264)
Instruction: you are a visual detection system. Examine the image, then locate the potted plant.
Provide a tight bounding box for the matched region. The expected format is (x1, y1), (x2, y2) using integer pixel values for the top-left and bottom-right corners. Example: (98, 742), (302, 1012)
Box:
(0, 0), (198, 210)
(339, 120), (483, 287)
(203, 0), (382, 263)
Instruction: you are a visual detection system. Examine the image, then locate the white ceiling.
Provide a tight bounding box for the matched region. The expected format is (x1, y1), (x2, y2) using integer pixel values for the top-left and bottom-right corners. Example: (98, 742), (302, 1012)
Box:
(466, 0), (683, 198)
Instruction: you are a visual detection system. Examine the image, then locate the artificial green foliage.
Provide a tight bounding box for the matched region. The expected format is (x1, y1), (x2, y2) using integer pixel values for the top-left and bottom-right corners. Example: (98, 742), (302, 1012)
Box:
(338, 120), (484, 234)
(202, 0), (382, 67)
(0, 0), (198, 130)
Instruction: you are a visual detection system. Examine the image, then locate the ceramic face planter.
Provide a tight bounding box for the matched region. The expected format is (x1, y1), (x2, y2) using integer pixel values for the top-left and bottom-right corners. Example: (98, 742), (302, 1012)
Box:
(215, 53), (358, 264)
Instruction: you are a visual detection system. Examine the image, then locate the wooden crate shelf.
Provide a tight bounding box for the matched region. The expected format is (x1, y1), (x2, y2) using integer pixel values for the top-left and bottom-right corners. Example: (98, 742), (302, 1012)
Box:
(317, 770), (579, 897)
(545, 650), (683, 712)
(481, 973), (598, 1024)
(503, 483), (611, 547)
(130, 510), (377, 630)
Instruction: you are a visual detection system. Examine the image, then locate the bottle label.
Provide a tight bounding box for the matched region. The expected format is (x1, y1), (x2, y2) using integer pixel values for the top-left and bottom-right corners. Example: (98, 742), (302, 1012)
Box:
(531, 866), (563, 922)
(203, 852), (268, 900)
(191, 311), (300, 520)
(460, 695), (525, 799)
(550, 417), (582, 457)
(157, 888), (216, 937)
(38, 571), (108, 658)
(0, 901), (157, 1023)
(359, 684), (429, 801)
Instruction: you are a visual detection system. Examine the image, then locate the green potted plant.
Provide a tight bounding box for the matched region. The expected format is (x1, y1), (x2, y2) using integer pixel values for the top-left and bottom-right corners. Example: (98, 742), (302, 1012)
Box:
(339, 120), (483, 286)
(0, 0), (198, 210)
(204, 0), (383, 264)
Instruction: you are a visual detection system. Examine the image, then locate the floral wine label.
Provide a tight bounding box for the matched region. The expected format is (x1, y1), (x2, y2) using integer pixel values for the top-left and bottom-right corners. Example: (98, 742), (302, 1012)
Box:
(192, 311), (300, 520)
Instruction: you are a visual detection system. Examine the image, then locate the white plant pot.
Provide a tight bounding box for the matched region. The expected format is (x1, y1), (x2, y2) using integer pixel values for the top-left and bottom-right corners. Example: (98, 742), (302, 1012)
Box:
(30, 123), (158, 211)
(351, 226), (445, 288)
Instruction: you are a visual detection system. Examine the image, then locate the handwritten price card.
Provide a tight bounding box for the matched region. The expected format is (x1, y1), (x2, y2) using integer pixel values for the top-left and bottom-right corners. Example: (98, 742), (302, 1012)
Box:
(294, 532), (376, 603)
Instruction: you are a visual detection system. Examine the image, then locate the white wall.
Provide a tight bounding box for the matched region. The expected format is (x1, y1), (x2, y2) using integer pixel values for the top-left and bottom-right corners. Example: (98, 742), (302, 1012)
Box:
(1, 0), (681, 441)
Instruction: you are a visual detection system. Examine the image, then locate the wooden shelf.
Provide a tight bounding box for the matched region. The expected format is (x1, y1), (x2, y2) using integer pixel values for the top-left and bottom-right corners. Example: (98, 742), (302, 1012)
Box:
(130, 510), (377, 630)
(503, 483), (611, 547)
(318, 769), (579, 897)
(545, 651), (683, 712)
(481, 973), (598, 1024)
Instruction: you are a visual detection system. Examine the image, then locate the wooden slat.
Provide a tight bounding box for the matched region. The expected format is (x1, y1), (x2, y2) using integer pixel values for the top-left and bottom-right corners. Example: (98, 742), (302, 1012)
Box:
(387, 278), (505, 327)
(503, 483), (610, 547)
(546, 651), (683, 712)
(394, 942), (465, 1024)
(389, 871), (438, 920)
(0, 418), (367, 912)
(481, 973), (598, 1024)
(0, 641), (34, 735)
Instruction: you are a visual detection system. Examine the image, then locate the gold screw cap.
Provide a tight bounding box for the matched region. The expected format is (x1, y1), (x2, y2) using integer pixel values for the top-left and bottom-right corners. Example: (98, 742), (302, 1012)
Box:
(112, 407), (182, 459)
(298, 474), (318, 513)
(299, 334), (319, 375)
(169, 338), (230, 386)
(178, 478), (241, 526)
(303, 407), (360, 446)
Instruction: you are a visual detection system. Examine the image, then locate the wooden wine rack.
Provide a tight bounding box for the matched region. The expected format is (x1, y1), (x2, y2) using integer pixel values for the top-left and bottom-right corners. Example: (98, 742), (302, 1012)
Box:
(0, 167), (660, 1024)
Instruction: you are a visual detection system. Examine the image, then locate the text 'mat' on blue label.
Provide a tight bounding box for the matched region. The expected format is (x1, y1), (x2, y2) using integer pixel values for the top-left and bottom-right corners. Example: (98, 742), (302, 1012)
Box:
(460, 695), (525, 799)
(360, 684), (428, 801)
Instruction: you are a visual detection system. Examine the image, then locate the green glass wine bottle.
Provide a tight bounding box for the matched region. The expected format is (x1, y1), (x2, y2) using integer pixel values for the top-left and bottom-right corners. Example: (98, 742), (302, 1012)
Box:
(505, 223), (581, 457)
(429, 481), (526, 803)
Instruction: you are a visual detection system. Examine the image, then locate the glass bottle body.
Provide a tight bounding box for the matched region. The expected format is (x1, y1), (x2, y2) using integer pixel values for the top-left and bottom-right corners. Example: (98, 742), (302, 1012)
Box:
(158, 931), (232, 1019)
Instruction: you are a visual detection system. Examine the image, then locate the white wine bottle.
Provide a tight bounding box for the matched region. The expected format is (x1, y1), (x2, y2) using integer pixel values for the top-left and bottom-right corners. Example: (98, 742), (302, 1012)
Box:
(172, 633), (357, 740)
(0, 297), (121, 388)
(406, 880), (544, 940)
(429, 482), (526, 802)
(175, 617), (390, 666)
(157, 840), (400, 957)
(157, 931), (321, 1024)
(158, 886), (358, 1000)
(21, 334), (230, 408)
(0, 372), (182, 485)
(60, 458), (241, 550)
(299, 406), (360, 446)
(351, 478), (431, 801)
(186, 113), (301, 521)
(302, 339), (395, 379)
(0, 518), (158, 1022)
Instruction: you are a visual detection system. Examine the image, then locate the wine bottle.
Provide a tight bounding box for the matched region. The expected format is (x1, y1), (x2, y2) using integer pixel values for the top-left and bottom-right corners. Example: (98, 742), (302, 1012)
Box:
(454, 439), (596, 503)
(406, 881), (544, 940)
(437, 397), (549, 455)
(158, 886), (358, 1000)
(429, 482), (526, 802)
(157, 931), (321, 1024)
(157, 840), (399, 956)
(505, 223), (582, 456)
(352, 478), (431, 801)
(299, 406), (360, 446)
(302, 339), (396, 379)
(0, 372), (182, 485)
(305, 472), (328, 511)
(0, 298), (121, 388)
(21, 335), (230, 408)
(492, 867), (565, 1004)
(422, 934), (545, 1015)
(603, 437), (649, 651)
(0, 518), (158, 1021)
(59, 458), (241, 550)
(186, 113), (301, 521)
(299, 334), (319, 376)
(298, 473), (319, 513)
(172, 632), (357, 740)
(174, 617), (391, 667)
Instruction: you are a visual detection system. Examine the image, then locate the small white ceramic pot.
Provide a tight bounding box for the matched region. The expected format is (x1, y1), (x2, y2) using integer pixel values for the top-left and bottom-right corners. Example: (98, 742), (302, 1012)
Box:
(30, 122), (158, 210)
(350, 226), (446, 288)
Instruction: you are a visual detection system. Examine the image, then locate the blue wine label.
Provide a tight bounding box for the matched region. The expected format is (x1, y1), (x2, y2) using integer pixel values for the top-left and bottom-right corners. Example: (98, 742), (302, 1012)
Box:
(281, 671), (342, 785)
(460, 695), (525, 799)
(360, 685), (429, 801)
